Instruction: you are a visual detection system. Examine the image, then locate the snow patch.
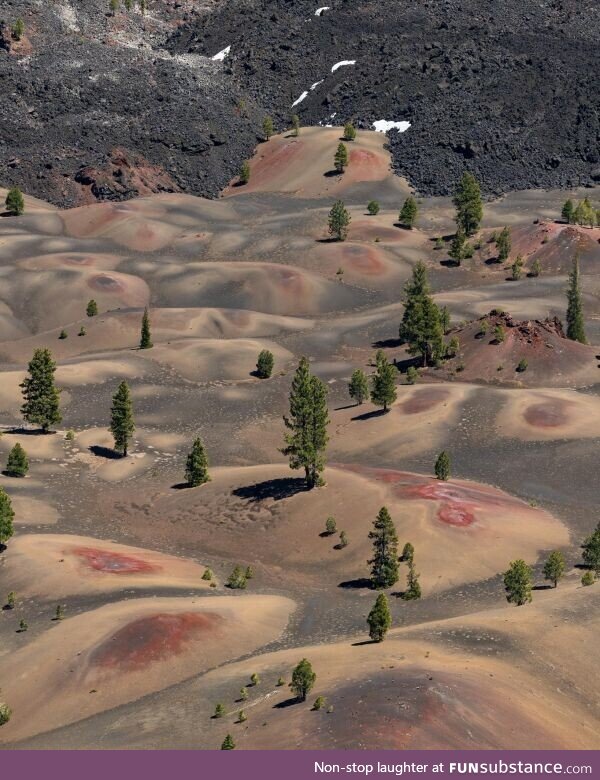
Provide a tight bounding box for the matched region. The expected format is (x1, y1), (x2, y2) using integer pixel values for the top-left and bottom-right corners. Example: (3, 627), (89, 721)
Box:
(292, 91), (309, 107)
(372, 119), (412, 133)
(310, 80), (324, 90)
(212, 45), (231, 61)
(315, 6), (330, 15)
(331, 60), (356, 72)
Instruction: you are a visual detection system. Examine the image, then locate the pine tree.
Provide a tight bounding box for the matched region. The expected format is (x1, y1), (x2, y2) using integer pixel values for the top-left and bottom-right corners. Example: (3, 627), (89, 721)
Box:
(503, 559), (533, 605)
(109, 381), (135, 456)
(368, 507), (399, 589)
(256, 349), (274, 379)
(5, 443), (28, 477)
(185, 437), (210, 487)
(282, 357), (329, 489)
(239, 160), (250, 185)
(561, 199), (575, 224)
(448, 227), (468, 265)
(348, 369), (369, 405)
(0, 487), (15, 546)
(5, 186), (24, 216)
(440, 306), (451, 334)
(367, 200), (380, 215)
(0, 703), (11, 726)
(325, 516), (337, 535)
(399, 262), (443, 366)
(139, 307), (153, 349)
(290, 658), (316, 701)
(566, 255), (586, 343)
(367, 593), (392, 642)
(403, 559), (422, 600)
(582, 522), (600, 574)
(401, 542), (414, 562)
(221, 734), (235, 750)
(434, 451), (450, 481)
(370, 355), (397, 412)
(496, 226), (512, 263)
(530, 258), (542, 278)
(262, 116), (274, 140)
(398, 196), (418, 229)
(453, 172), (483, 236)
(227, 565), (247, 589)
(20, 348), (62, 433)
(543, 550), (566, 588)
(291, 114), (300, 137)
(12, 18), (25, 40)
(343, 122), (356, 141)
(109, 0), (119, 14)
(334, 142), (349, 173)
(328, 200), (350, 241)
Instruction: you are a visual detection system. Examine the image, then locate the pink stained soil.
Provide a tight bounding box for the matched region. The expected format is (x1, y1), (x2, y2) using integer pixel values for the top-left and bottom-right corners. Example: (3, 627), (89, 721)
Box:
(240, 140), (304, 191)
(90, 612), (224, 671)
(72, 546), (160, 575)
(523, 399), (570, 428)
(335, 464), (531, 529)
(341, 245), (387, 277)
(88, 273), (125, 293)
(400, 387), (450, 414)
(346, 148), (388, 181)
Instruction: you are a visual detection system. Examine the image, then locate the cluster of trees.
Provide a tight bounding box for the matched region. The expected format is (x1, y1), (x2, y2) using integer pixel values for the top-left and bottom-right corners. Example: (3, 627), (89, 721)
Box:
(503, 528), (599, 604)
(348, 352), (398, 412)
(217, 658), (317, 748)
(561, 198), (598, 228)
(226, 564), (253, 589)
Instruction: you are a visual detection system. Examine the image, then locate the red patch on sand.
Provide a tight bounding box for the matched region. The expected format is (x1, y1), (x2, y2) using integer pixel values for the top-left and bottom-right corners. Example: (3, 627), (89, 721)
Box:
(400, 387), (450, 414)
(334, 464), (534, 529)
(524, 400), (569, 428)
(91, 612), (223, 671)
(72, 546), (159, 575)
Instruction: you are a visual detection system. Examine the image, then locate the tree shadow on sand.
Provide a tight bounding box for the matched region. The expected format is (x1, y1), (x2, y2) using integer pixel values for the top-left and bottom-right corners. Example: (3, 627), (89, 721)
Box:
(232, 477), (307, 503)
(5, 427), (56, 437)
(88, 445), (122, 460)
(273, 697), (302, 709)
(351, 409), (388, 422)
(351, 639), (378, 647)
(338, 577), (373, 590)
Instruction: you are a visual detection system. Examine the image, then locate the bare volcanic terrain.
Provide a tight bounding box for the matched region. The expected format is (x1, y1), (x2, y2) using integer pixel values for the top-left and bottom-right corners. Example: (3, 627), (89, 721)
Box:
(1, 0), (600, 206)
(0, 127), (599, 750)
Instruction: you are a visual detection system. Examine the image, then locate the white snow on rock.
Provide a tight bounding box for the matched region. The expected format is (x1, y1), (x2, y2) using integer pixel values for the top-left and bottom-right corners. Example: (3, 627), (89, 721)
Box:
(310, 80), (324, 90)
(331, 60), (356, 72)
(315, 6), (330, 15)
(372, 119), (412, 133)
(212, 45), (231, 61)
(292, 91), (309, 107)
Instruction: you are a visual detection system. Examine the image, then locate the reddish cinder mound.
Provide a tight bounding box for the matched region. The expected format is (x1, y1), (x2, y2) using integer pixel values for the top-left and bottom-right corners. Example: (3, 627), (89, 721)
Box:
(72, 546), (159, 575)
(400, 386), (450, 414)
(523, 397), (572, 427)
(91, 612), (223, 671)
(505, 222), (600, 275)
(337, 463), (533, 529)
(308, 668), (568, 750)
(440, 310), (597, 387)
(74, 147), (180, 203)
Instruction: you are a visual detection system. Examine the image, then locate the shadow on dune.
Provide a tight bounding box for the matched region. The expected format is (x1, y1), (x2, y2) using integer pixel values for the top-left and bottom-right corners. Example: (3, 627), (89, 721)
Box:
(351, 408), (388, 421)
(232, 477), (307, 502)
(5, 427), (56, 436)
(88, 445), (122, 460)
(273, 697), (301, 709)
(338, 577), (373, 590)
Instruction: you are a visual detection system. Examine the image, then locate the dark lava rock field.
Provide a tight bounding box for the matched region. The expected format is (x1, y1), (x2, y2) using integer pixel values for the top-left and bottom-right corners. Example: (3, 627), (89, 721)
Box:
(1, 0), (599, 205)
